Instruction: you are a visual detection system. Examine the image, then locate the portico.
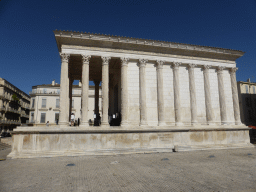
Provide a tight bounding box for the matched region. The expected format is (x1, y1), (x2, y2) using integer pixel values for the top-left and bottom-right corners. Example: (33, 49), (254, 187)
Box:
(8, 30), (253, 159)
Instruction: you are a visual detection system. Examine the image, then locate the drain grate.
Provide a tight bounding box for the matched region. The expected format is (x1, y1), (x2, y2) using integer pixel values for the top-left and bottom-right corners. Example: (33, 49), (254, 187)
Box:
(66, 163), (75, 166)
(208, 155), (215, 158)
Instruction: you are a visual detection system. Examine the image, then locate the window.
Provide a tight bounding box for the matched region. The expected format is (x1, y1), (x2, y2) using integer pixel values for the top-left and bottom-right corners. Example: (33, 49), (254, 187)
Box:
(42, 98), (47, 108)
(40, 113), (46, 123)
(30, 112), (34, 122)
(43, 88), (47, 93)
(57, 89), (60, 94)
(246, 85), (249, 93)
(72, 99), (74, 108)
(55, 113), (59, 122)
(32, 98), (35, 108)
(253, 86), (255, 94)
(56, 98), (60, 108)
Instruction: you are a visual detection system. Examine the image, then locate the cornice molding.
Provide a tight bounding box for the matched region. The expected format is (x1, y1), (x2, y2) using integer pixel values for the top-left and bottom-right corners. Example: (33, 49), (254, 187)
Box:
(54, 30), (245, 57)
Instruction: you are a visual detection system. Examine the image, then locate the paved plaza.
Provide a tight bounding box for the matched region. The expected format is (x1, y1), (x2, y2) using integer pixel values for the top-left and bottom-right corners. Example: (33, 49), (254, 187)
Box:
(0, 143), (256, 192)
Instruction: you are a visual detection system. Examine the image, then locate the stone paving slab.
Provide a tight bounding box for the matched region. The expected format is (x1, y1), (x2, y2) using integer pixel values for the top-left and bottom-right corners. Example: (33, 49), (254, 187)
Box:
(0, 147), (256, 192)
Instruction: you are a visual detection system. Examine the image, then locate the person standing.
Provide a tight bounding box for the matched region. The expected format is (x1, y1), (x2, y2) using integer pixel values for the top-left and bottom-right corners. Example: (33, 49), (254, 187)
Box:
(71, 113), (75, 126)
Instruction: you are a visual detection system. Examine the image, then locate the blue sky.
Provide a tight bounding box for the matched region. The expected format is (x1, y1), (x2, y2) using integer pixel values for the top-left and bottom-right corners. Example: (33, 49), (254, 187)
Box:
(1, 0), (256, 94)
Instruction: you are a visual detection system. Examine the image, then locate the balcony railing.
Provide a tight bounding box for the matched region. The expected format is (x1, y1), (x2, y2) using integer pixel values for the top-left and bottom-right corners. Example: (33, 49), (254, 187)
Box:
(29, 91), (60, 95)
(0, 119), (21, 125)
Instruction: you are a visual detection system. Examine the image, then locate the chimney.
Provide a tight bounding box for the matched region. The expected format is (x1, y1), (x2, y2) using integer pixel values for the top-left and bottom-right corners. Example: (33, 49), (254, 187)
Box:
(247, 78), (250, 83)
(52, 79), (55, 86)
(79, 81), (82, 87)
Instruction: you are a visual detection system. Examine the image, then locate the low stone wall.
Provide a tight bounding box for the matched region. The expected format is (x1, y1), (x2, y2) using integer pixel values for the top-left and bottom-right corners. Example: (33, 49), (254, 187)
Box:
(7, 126), (254, 159)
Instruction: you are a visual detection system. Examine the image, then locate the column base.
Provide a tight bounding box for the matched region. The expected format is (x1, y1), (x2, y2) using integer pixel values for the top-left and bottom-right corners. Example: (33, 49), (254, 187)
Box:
(140, 121), (148, 126)
(175, 122), (183, 126)
(158, 122), (167, 126)
(235, 121), (242, 125)
(191, 121), (199, 126)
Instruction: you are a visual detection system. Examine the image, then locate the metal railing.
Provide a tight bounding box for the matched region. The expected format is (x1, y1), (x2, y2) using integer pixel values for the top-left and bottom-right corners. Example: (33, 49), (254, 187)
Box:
(29, 91), (60, 95)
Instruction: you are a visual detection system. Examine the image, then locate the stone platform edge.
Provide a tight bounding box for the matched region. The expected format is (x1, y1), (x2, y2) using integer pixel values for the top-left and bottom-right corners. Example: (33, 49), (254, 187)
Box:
(11, 125), (251, 135)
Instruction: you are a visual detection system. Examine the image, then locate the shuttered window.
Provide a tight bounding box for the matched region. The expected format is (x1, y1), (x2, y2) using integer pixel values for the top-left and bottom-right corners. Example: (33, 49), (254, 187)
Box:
(40, 113), (46, 123)
(56, 98), (60, 108)
(42, 98), (46, 108)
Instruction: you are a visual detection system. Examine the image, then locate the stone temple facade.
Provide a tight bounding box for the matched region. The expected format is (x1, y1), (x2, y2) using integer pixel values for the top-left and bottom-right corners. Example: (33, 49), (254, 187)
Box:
(8, 30), (253, 159)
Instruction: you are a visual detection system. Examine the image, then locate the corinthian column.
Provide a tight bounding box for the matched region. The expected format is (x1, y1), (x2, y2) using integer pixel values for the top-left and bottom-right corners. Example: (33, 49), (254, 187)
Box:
(139, 59), (148, 126)
(217, 66), (227, 125)
(101, 56), (111, 127)
(80, 55), (91, 127)
(120, 57), (129, 126)
(172, 62), (183, 126)
(203, 65), (214, 125)
(229, 67), (242, 125)
(59, 53), (70, 127)
(188, 64), (197, 125)
(156, 60), (166, 126)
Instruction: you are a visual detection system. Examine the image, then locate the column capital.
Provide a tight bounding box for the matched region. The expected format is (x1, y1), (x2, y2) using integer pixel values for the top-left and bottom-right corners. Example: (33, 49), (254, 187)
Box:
(139, 59), (148, 67)
(81, 55), (91, 64)
(188, 63), (197, 68)
(120, 57), (130, 66)
(101, 56), (111, 65)
(172, 62), (181, 69)
(202, 65), (212, 71)
(156, 60), (165, 69)
(60, 53), (70, 62)
(217, 66), (226, 74)
(229, 67), (238, 74)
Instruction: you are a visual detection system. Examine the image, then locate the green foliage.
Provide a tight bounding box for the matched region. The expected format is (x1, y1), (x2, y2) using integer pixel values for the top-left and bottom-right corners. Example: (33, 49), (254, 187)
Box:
(12, 94), (20, 103)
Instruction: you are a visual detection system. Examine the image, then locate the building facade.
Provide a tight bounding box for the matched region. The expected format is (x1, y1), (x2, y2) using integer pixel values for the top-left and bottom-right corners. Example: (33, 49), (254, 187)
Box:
(0, 78), (30, 134)
(29, 80), (102, 126)
(237, 79), (256, 126)
(8, 31), (253, 159)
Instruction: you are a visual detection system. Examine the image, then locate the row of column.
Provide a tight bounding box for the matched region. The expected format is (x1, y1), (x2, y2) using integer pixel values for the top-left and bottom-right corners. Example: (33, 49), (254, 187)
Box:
(59, 53), (241, 127)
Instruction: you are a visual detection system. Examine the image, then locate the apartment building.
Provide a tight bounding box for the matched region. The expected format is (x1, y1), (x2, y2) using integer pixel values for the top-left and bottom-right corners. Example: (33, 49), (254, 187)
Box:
(237, 79), (256, 125)
(0, 78), (30, 133)
(29, 80), (102, 126)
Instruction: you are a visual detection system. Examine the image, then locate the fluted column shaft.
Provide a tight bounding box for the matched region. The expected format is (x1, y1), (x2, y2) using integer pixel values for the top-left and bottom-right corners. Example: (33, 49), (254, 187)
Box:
(217, 66), (227, 125)
(121, 58), (129, 126)
(59, 53), (70, 127)
(156, 60), (166, 126)
(80, 55), (91, 127)
(139, 59), (148, 126)
(172, 62), (182, 126)
(229, 68), (242, 125)
(188, 64), (197, 125)
(203, 65), (214, 124)
(101, 57), (110, 126)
